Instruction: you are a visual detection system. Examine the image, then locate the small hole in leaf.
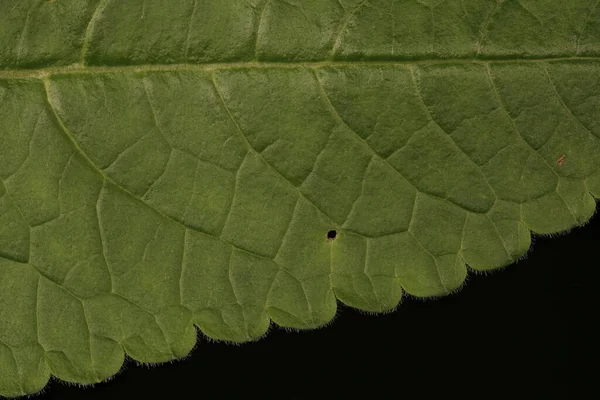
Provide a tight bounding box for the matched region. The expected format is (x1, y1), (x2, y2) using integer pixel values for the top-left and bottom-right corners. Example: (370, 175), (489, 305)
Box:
(327, 230), (337, 241)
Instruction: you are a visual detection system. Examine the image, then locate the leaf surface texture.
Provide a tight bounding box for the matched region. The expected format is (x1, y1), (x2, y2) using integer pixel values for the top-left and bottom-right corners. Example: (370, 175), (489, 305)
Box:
(1, 0), (600, 396)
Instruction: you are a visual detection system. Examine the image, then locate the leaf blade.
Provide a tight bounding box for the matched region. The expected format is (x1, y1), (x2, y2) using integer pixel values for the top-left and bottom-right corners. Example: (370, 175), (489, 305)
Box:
(1, 1), (600, 397)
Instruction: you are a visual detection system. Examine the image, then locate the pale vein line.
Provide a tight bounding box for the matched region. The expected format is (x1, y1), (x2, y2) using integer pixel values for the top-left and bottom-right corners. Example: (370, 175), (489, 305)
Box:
(15, 1), (41, 65)
(476, 0), (502, 56)
(0, 177), (31, 230)
(211, 73), (333, 325)
(81, 303), (97, 380)
(391, 0), (396, 55)
(108, 291), (173, 355)
(330, 0), (370, 60)
(429, 3), (436, 54)
(484, 64), (578, 224)
(254, 0), (271, 61)
(406, 189), (419, 235)
(516, 0), (543, 25)
(179, 229), (188, 306)
(56, 153), (75, 220)
(284, 269), (317, 327)
(296, 125), (336, 188)
(576, 0), (600, 55)
(12, 55), (595, 347)
(544, 66), (600, 219)
(273, 198), (301, 261)
(141, 149), (173, 199)
(35, 276), (41, 348)
(42, 77), (277, 264)
(141, 77), (239, 177)
(209, 71), (339, 226)
(364, 238), (383, 310)
(407, 64), (499, 205)
(61, 254), (99, 287)
(227, 247), (249, 339)
(38, 269), (175, 357)
(142, 224), (162, 262)
(408, 231), (450, 294)
(42, 76), (333, 332)
(218, 155), (243, 237)
(0, 173), (32, 266)
(0, 337), (21, 393)
(2, 111), (43, 193)
(341, 155), (373, 228)
(310, 68), (487, 215)
(312, 67), (482, 291)
(227, 248), (242, 308)
(34, 273), (113, 365)
(142, 77), (172, 147)
(80, 0), (107, 65)
(485, 65), (560, 179)
(405, 191), (450, 294)
(486, 214), (513, 260)
(458, 212), (468, 256)
(544, 66), (598, 140)
(184, 0), (199, 61)
(459, 0), (469, 19)
(2, 57), (600, 79)
(180, 157), (202, 224)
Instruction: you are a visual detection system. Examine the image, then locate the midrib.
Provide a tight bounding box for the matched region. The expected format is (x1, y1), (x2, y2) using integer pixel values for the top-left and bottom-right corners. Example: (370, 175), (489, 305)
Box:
(1, 56), (599, 79)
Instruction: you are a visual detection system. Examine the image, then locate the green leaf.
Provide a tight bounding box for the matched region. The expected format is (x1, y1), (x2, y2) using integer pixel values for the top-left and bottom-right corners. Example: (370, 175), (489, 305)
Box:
(1, 0), (599, 396)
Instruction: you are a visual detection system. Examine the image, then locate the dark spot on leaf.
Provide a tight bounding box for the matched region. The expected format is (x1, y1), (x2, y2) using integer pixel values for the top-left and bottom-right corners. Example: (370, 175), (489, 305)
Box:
(327, 230), (337, 241)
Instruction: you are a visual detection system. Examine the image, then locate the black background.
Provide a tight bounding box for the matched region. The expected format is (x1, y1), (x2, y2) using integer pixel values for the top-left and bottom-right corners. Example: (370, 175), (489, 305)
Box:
(38, 213), (598, 399)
